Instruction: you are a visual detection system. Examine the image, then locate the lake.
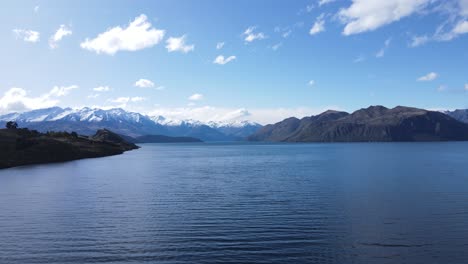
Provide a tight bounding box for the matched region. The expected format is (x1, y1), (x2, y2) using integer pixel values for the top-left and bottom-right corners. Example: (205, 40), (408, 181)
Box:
(1, 142), (468, 263)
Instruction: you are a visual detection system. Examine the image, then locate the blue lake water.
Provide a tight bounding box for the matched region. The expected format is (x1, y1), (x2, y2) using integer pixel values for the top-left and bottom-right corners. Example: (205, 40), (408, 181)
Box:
(1, 142), (468, 263)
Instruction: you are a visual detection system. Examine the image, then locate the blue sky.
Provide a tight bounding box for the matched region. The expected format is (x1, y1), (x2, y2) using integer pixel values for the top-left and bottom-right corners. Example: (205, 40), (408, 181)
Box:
(0, 0), (467, 123)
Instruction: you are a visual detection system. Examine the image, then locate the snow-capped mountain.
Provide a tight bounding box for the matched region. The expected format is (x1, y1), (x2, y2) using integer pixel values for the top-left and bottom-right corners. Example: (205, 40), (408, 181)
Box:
(0, 107), (262, 141)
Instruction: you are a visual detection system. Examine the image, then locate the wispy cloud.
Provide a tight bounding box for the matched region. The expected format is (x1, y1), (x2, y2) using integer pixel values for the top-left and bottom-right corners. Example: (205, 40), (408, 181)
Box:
(271, 42), (282, 51)
(134, 79), (154, 88)
(319, 0), (336, 6)
(213, 55), (236, 65)
(375, 38), (391, 58)
(80, 14), (165, 55)
(216, 42), (225, 49)
(410, 35), (430, 47)
(13, 29), (40, 43)
(166, 35), (194, 53)
(93, 86), (111, 92)
(417, 72), (438, 81)
(242, 26), (266, 42)
(310, 14), (326, 35)
(49, 25), (72, 49)
(188, 93), (203, 101)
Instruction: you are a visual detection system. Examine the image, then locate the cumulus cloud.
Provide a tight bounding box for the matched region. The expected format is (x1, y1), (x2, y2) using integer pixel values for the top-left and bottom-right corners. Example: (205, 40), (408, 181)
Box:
(93, 86), (111, 92)
(417, 72), (438, 81)
(0, 85), (78, 114)
(242, 26), (266, 42)
(310, 14), (326, 35)
(339, 0), (430, 35)
(80, 14), (165, 55)
(216, 42), (225, 49)
(134, 79), (155, 88)
(165, 35), (194, 53)
(213, 55), (236, 65)
(49, 24), (72, 49)
(188, 93), (203, 101)
(13, 29), (40, 43)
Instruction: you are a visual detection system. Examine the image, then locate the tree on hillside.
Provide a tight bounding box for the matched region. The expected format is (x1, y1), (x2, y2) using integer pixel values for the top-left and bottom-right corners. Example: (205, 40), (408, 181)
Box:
(6, 121), (18, 129)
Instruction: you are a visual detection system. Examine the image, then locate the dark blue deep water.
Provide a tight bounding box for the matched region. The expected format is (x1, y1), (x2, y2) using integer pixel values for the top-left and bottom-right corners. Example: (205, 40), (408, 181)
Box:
(1, 142), (468, 264)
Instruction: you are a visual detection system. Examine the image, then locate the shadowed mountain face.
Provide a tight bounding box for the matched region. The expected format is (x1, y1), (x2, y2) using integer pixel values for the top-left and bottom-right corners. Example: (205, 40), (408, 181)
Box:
(248, 106), (468, 142)
(0, 128), (138, 169)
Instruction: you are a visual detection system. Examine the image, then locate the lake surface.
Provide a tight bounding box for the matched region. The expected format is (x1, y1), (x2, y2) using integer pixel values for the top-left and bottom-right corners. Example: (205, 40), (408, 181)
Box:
(1, 142), (468, 264)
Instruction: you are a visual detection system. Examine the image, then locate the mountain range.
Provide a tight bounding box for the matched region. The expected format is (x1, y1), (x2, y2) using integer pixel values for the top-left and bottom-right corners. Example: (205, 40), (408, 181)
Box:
(248, 106), (468, 142)
(0, 107), (262, 141)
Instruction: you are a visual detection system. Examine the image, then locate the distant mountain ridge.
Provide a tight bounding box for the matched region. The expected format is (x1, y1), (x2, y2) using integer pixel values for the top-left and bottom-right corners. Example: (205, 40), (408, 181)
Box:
(445, 109), (468, 124)
(249, 106), (468, 142)
(0, 107), (262, 141)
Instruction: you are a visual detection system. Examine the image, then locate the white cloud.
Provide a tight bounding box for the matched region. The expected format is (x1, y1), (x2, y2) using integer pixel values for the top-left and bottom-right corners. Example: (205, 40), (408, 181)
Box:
(417, 72), (438, 81)
(310, 14), (326, 35)
(375, 38), (391, 58)
(465, 83), (468, 91)
(80, 14), (165, 55)
(213, 55), (236, 65)
(108, 96), (146, 107)
(410, 35), (429, 47)
(109, 97), (130, 104)
(134, 79), (154, 88)
(308, 80), (315, 86)
(49, 25), (72, 49)
(339, 0), (430, 35)
(48, 85), (79, 97)
(34, 6), (39, 13)
(87, 94), (100, 99)
(0, 85), (78, 114)
(319, 0), (336, 7)
(243, 26), (266, 42)
(453, 20), (468, 34)
(131, 96), (146, 102)
(93, 86), (111, 92)
(165, 35), (194, 53)
(216, 42), (225, 49)
(147, 106), (343, 125)
(13, 29), (40, 43)
(188, 93), (203, 101)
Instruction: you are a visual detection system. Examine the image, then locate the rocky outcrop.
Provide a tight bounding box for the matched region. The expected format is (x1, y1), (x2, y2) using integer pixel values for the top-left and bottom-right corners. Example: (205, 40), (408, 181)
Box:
(0, 128), (138, 169)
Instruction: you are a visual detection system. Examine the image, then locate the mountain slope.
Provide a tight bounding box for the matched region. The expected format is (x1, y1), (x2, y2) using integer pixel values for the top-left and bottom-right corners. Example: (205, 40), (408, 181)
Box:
(0, 107), (261, 141)
(445, 109), (468, 124)
(248, 106), (468, 142)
